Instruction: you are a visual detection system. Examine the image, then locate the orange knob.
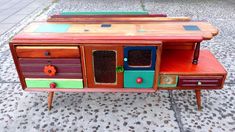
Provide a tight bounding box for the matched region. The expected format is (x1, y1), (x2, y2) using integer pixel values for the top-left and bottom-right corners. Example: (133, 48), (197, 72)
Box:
(44, 65), (56, 76)
(136, 77), (143, 84)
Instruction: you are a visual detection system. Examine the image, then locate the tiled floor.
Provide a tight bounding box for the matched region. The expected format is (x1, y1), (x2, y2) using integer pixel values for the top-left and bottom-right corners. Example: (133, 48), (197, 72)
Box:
(0, 0), (51, 35)
(0, 0), (235, 131)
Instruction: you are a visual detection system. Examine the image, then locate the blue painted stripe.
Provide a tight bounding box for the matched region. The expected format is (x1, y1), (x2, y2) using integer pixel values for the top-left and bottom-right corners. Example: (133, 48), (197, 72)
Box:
(183, 25), (200, 31)
(34, 24), (70, 33)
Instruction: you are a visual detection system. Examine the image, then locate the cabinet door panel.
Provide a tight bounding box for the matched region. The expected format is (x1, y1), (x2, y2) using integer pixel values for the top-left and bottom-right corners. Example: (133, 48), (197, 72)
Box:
(85, 46), (123, 88)
(93, 51), (116, 83)
(124, 46), (156, 70)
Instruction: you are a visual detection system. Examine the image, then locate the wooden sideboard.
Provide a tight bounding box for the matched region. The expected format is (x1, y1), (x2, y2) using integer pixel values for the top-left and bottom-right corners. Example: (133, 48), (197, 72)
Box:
(9, 14), (226, 110)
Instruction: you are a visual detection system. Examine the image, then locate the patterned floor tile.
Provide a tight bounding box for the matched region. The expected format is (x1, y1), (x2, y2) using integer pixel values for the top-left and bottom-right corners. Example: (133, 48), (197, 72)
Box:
(171, 84), (235, 132)
(0, 0), (234, 131)
(0, 83), (180, 132)
(0, 61), (19, 83)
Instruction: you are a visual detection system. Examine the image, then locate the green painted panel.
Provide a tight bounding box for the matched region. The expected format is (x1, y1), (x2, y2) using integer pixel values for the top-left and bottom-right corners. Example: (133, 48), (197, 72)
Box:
(26, 79), (83, 89)
(34, 24), (70, 33)
(60, 11), (149, 15)
(158, 76), (178, 88)
(124, 70), (154, 88)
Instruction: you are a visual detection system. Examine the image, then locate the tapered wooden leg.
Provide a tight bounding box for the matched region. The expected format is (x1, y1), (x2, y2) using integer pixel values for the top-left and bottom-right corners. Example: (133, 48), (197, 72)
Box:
(195, 90), (201, 111)
(48, 92), (54, 110)
(193, 42), (200, 65)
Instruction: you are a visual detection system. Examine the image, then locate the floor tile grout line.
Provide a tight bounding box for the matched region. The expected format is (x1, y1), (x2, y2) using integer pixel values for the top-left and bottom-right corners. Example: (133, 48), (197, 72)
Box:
(0, 0), (20, 11)
(0, 2), (54, 47)
(0, 0), (34, 23)
(169, 90), (185, 132)
(0, 82), (20, 83)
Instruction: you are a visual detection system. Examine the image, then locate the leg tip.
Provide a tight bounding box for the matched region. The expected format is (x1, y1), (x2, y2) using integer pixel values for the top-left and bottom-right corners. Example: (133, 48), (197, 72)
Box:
(197, 107), (202, 111)
(48, 106), (52, 111)
(192, 60), (198, 65)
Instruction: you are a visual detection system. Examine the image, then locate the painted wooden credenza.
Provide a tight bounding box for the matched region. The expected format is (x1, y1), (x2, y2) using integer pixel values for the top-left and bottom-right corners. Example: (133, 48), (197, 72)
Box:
(9, 12), (227, 110)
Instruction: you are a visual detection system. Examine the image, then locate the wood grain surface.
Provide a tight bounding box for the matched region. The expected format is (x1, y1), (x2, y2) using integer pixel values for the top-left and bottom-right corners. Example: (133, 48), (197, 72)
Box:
(13, 21), (217, 43)
(47, 17), (190, 23)
(16, 46), (80, 58)
(19, 58), (82, 79)
(50, 14), (167, 18)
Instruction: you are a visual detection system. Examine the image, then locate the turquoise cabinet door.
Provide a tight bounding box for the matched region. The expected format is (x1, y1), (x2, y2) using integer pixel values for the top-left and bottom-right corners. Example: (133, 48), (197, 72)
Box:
(124, 70), (154, 88)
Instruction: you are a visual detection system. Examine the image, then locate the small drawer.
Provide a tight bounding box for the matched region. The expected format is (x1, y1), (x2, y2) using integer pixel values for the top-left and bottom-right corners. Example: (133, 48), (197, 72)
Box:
(124, 70), (154, 88)
(16, 46), (80, 58)
(19, 58), (82, 79)
(178, 76), (223, 87)
(25, 78), (83, 89)
(158, 75), (178, 87)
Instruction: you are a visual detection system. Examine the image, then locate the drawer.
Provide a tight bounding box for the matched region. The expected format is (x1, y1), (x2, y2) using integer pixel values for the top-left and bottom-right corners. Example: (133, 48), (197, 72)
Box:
(19, 58), (82, 78)
(158, 75), (178, 87)
(178, 76), (223, 87)
(25, 78), (83, 89)
(16, 46), (80, 58)
(124, 70), (154, 88)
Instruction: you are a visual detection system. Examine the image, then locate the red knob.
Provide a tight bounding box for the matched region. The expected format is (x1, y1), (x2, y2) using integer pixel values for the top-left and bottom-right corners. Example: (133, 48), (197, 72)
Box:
(50, 82), (56, 88)
(136, 77), (143, 84)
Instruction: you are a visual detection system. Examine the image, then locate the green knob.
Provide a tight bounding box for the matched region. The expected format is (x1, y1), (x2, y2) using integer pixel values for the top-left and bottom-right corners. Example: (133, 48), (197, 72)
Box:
(116, 66), (124, 72)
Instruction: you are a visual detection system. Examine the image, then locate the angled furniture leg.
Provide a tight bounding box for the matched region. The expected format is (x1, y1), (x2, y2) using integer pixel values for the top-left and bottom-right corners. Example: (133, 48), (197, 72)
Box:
(195, 90), (201, 111)
(48, 92), (54, 110)
(48, 82), (56, 110)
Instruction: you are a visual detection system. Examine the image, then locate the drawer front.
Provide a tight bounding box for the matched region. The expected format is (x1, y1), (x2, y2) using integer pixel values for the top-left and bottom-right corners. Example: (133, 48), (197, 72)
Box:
(16, 46), (80, 58)
(19, 58), (82, 79)
(25, 78), (83, 89)
(124, 70), (154, 88)
(158, 75), (178, 87)
(178, 76), (223, 87)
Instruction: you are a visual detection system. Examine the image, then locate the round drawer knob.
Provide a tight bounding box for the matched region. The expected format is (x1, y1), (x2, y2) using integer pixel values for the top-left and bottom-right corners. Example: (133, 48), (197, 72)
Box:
(50, 82), (56, 88)
(44, 65), (56, 76)
(136, 77), (143, 84)
(197, 81), (202, 86)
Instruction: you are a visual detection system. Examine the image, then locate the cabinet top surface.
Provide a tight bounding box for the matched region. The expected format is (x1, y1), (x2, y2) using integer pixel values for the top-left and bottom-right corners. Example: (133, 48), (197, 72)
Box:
(11, 21), (218, 44)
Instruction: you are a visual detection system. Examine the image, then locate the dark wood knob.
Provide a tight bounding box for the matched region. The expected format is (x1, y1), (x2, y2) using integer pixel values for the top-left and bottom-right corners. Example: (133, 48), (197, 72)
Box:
(44, 51), (50, 56)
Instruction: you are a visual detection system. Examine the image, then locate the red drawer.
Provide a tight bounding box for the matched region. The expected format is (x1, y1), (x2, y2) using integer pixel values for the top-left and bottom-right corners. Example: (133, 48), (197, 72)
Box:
(16, 46), (80, 58)
(19, 58), (82, 79)
(178, 76), (223, 87)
